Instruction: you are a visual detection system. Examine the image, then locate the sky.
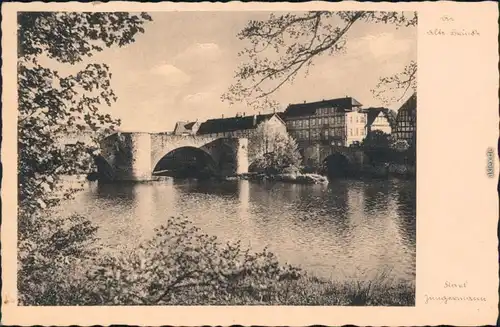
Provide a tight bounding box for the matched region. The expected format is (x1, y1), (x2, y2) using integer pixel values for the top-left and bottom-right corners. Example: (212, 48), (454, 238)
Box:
(48, 11), (417, 132)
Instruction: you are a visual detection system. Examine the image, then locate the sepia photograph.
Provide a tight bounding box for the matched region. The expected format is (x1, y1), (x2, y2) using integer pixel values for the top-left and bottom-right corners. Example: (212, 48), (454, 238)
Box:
(17, 9), (418, 306)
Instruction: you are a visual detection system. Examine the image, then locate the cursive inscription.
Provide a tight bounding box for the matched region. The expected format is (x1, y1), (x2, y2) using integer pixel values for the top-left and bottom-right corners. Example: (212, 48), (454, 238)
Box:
(425, 294), (486, 304)
(444, 280), (468, 288)
(424, 281), (487, 304)
(427, 28), (480, 37)
(440, 15), (455, 22)
(427, 15), (480, 37)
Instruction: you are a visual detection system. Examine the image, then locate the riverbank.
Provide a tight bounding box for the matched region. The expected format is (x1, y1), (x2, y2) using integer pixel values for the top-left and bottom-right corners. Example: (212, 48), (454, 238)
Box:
(144, 274), (414, 306)
(235, 172), (329, 184)
(148, 274), (415, 306)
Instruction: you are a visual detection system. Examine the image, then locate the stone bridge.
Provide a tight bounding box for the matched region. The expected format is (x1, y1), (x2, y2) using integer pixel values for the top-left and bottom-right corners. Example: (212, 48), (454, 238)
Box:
(302, 143), (367, 164)
(96, 132), (248, 181)
(300, 143), (368, 175)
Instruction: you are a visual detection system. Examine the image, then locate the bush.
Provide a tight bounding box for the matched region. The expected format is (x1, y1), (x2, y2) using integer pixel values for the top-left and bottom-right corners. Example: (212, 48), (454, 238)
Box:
(18, 213), (101, 305)
(19, 214), (414, 306)
(20, 216), (302, 305)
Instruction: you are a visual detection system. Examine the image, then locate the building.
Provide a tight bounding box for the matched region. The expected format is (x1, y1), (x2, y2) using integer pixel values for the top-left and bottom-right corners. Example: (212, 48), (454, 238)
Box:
(282, 96), (367, 147)
(173, 121), (200, 136)
(196, 113), (286, 138)
(393, 93), (417, 144)
(363, 107), (393, 135)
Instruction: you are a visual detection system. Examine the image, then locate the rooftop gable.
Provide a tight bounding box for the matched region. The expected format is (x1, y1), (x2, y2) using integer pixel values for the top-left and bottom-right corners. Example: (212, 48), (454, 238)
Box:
(362, 107), (392, 127)
(173, 121), (199, 134)
(397, 92), (417, 121)
(197, 113), (280, 135)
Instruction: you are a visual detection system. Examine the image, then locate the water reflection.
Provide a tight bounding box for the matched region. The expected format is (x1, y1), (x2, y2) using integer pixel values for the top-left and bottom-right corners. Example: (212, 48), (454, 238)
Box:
(60, 178), (416, 283)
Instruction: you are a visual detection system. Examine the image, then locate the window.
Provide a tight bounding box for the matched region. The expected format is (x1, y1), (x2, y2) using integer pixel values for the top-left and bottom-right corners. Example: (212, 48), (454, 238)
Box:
(305, 130), (310, 139)
(355, 128), (358, 136)
(311, 119), (316, 126)
(349, 128), (353, 136)
(312, 129), (319, 139)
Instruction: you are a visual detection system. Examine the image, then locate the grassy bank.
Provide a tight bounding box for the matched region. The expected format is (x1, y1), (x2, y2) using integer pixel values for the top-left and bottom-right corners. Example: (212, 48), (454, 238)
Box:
(142, 274), (415, 306)
(19, 215), (414, 306)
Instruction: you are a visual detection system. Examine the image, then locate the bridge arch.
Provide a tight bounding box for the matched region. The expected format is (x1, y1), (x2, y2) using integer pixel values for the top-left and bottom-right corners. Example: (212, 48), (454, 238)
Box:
(322, 152), (352, 179)
(94, 155), (115, 182)
(153, 146), (218, 178)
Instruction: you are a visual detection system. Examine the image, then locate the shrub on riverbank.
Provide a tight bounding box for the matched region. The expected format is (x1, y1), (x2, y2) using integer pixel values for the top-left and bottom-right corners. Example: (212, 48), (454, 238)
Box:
(240, 172), (328, 184)
(19, 215), (414, 306)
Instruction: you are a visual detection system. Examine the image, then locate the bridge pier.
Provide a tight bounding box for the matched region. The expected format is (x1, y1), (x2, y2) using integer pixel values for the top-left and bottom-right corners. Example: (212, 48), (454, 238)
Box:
(235, 138), (249, 175)
(128, 132), (153, 181)
(99, 132), (153, 181)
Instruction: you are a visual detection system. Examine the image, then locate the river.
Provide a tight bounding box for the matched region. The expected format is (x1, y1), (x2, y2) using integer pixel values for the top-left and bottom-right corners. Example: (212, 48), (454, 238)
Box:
(59, 178), (416, 284)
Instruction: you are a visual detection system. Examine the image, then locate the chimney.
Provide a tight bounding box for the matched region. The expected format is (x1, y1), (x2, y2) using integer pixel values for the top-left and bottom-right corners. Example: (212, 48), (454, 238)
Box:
(243, 112), (246, 117)
(253, 114), (257, 126)
(222, 114), (224, 119)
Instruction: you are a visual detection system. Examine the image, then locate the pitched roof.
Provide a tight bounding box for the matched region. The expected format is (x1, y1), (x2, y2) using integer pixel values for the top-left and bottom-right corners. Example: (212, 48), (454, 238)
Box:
(173, 121), (198, 134)
(362, 107), (391, 127)
(397, 92), (417, 121)
(197, 113), (279, 135)
(283, 97), (363, 118)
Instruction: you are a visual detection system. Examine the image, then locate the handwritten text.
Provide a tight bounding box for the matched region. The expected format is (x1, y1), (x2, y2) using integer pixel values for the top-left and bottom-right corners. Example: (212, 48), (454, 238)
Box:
(425, 294), (486, 304)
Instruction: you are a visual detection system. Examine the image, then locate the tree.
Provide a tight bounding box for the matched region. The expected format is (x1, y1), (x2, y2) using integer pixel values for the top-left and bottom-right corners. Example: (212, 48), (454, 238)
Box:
(222, 11), (417, 108)
(372, 61), (417, 104)
(362, 130), (391, 149)
(361, 130), (392, 164)
(249, 121), (302, 173)
(18, 12), (152, 217)
(17, 12), (152, 305)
